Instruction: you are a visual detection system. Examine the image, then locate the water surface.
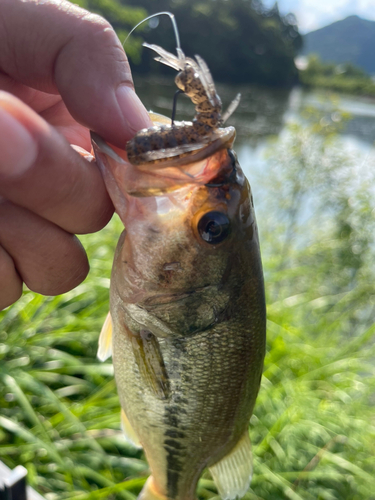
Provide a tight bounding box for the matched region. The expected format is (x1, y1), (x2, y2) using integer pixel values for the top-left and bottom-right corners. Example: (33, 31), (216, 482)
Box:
(134, 76), (375, 161)
(134, 76), (375, 220)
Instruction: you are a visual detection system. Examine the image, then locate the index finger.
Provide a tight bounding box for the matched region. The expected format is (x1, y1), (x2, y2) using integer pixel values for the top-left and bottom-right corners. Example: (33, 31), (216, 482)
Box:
(0, 0), (152, 148)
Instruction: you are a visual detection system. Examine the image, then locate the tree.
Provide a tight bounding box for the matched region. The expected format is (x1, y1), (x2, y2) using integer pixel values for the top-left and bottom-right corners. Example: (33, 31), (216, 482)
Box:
(74, 0), (147, 62)
(120, 0), (302, 86)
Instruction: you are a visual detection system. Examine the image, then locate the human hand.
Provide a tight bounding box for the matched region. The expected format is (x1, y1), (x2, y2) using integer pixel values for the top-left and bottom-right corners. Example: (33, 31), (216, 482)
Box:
(0, 0), (152, 310)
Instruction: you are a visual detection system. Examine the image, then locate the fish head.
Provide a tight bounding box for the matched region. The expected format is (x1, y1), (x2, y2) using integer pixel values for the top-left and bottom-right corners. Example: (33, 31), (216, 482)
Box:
(92, 122), (260, 335)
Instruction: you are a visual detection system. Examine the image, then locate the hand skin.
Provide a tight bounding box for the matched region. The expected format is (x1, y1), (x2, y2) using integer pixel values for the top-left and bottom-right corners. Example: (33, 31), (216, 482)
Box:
(0, 0), (152, 310)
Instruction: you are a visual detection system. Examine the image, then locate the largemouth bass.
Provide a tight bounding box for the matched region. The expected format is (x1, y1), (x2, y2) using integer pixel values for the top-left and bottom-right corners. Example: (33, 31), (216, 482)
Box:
(91, 39), (266, 500)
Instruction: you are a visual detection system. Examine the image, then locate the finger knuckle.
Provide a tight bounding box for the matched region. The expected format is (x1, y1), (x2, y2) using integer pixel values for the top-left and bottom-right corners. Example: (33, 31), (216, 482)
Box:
(80, 13), (121, 51)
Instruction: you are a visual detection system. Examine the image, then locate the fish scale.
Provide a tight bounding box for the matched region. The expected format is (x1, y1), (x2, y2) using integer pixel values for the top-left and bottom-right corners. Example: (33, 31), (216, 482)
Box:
(110, 234), (265, 499)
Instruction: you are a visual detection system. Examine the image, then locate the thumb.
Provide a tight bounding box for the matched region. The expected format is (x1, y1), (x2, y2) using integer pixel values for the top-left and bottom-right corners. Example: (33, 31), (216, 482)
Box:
(0, 0), (152, 147)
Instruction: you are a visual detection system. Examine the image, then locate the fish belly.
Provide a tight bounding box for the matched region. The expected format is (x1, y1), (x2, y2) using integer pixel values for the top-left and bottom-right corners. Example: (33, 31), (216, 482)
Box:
(111, 292), (265, 500)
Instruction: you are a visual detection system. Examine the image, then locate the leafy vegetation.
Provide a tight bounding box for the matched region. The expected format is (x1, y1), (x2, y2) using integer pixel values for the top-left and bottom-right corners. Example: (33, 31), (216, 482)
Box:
(73, 0), (147, 62)
(123, 0), (301, 86)
(0, 106), (374, 498)
(299, 55), (375, 97)
(74, 0), (301, 86)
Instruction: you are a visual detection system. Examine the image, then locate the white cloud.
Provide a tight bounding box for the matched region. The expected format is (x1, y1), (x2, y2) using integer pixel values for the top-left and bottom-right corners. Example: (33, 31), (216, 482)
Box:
(263, 0), (375, 33)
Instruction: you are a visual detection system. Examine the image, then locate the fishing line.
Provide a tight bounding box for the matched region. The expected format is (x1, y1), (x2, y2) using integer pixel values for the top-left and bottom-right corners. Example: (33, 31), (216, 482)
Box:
(123, 11), (182, 58)
(123, 12), (186, 125)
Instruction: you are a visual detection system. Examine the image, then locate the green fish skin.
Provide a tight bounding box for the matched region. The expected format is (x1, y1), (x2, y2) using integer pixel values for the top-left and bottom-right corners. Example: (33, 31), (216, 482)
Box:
(93, 140), (266, 500)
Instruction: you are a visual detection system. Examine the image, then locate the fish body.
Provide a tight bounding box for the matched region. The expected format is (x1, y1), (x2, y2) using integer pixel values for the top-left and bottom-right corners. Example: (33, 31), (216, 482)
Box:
(92, 44), (266, 500)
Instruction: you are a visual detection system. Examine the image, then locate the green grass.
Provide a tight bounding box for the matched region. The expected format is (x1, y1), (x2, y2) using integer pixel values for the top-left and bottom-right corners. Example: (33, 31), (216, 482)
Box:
(1, 113), (375, 499)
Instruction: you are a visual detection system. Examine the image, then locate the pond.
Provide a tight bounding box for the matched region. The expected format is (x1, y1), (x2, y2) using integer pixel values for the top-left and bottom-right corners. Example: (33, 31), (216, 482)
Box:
(134, 75), (375, 166)
(134, 75), (375, 225)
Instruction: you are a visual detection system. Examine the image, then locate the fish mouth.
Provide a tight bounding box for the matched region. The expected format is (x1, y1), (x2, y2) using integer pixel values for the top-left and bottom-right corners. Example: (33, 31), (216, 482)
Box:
(143, 284), (217, 307)
(91, 129), (236, 197)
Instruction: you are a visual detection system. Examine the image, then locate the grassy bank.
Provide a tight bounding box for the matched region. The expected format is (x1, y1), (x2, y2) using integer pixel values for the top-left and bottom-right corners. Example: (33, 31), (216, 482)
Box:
(0, 112), (374, 499)
(299, 55), (375, 97)
(300, 74), (375, 97)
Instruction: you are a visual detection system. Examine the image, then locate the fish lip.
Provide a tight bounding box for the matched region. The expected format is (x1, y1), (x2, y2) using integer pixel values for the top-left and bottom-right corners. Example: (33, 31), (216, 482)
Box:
(134, 127), (236, 169)
(91, 128), (236, 170)
(143, 284), (217, 307)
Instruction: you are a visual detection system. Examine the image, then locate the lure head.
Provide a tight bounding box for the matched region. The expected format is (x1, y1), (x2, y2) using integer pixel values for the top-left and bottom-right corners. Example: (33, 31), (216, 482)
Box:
(124, 43), (236, 166)
(175, 64), (197, 92)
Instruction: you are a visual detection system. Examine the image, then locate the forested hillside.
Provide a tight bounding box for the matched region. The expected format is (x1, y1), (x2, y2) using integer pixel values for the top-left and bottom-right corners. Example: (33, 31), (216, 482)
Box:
(75, 0), (302, 86)
(302, 15), (375, 75)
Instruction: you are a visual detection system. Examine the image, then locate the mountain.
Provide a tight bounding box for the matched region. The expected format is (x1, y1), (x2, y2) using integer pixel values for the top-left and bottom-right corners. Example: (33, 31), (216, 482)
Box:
(302, 15), (375, 74)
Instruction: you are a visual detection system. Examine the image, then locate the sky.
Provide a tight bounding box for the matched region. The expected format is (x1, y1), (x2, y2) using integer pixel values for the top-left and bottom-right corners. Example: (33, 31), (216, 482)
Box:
(262, 0), (375, 33)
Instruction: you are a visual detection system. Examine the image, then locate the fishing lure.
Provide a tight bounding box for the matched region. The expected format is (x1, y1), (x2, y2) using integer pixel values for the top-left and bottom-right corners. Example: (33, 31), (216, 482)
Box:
(124, 13), (241, 168)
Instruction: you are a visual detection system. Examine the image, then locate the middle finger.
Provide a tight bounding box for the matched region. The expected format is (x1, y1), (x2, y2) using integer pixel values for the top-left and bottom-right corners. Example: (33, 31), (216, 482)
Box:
(0, 199), (89, 296)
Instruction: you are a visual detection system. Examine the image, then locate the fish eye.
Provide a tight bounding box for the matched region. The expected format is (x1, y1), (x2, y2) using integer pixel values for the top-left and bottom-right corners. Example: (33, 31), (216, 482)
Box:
(197, 211), (230, 244)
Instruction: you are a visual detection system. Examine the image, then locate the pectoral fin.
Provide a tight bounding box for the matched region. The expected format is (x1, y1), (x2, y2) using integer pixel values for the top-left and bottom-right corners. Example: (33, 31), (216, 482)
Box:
(209, 431), (253, 500)
(121, 408), (142, 449)
(97, 312), (113, 361)
(131, 329), (170, 400)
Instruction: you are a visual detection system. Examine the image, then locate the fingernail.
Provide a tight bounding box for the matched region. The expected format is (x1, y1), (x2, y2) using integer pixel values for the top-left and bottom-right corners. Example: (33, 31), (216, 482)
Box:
(0, 105), (38, 176)
(116, 85), (152, 137)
